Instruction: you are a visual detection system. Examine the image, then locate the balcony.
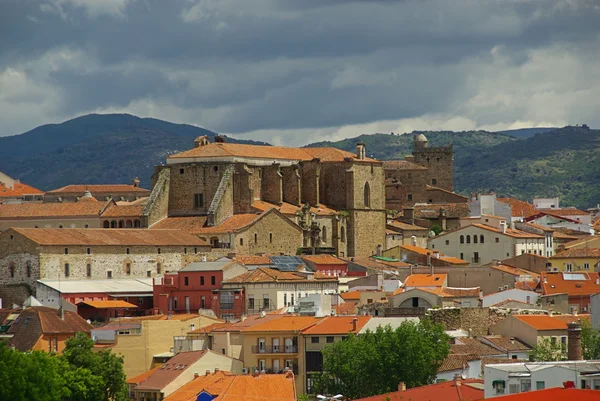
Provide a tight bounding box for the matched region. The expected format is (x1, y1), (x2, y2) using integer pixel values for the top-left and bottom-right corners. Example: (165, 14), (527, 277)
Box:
(251, 345), (298, 354)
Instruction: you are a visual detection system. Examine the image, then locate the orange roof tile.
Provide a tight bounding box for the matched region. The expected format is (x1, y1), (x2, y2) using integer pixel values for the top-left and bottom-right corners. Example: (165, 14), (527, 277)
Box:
(354, 379), (484, 401)
(301, 254), (348, 265)
(387, 220), (428, 231)
(127, 366), (161, 384)
(150, 216), (209, 235)
(223, 268), (336, 284)
(46, 184), (149, 195)
(7, 227), (209, 246)
(513, 314), (583, 330)
(168, 142), (378, 163)
(135, 350), (210, 391)
(541, 272), (600, 296)
(552, 247), (600, 258)
(491, 264), (540, 279)
(340, 290), (361, 301)
(479, 387), (600, 401)
(251, 200), (338, 216)
(78, 300), (137, 309)
(497, 197), (536, 218)
(302, 316), (371, 334)
(162, 371), (231, 401)
(333, 302), (358, 315)
(399, 245), (469, 265)
(101, 204), (145, 218)
(214, 373), (296, 401)
(241, 316), (320, 332)
(188, 322), (232, 334)
(538, 208), (589, 216)
(405, 273), (447, 287)
(235, 255), (272, 266)
(0, 200), (108, 218)
(0, 181), (43, 197)
(212, 314), (283, 332)
(470, 223), (544, 238)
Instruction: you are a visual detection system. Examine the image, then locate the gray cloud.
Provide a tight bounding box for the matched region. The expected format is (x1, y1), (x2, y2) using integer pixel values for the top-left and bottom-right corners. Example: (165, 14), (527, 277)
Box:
(0, 0), (599, 142)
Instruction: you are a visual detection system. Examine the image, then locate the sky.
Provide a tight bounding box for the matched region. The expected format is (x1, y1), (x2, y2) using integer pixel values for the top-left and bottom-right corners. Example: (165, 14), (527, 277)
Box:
(1, 0), (599, 146)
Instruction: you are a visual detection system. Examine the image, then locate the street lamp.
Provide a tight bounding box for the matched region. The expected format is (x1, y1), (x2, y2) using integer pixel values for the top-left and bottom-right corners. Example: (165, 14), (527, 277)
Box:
(317, 395), (343, 401)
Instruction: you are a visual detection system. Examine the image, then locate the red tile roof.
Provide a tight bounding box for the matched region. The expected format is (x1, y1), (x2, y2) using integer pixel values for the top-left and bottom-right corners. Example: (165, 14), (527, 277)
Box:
(497, 197), (536, 218)
(214, 373), (297, 401)
(354, 379), (484, 401)
(302, 316), (371, 334)
(211, 314), (283, 332)
(168, 142), (378, 163)
(552, 247), (600, 258)
(0, 181), (43, 197)
(135, 350), (210, 391)
(450, 337), (502, 357)
(399, 245), (469, 265)
(234, 255), (272, 266)
(127, 366), (162, 384)
(482, 335), (531, 352)
(240, 316), (320, 332)
(541, 272), (600, 296)
(251, 200), (338, 216)
(340, 290), (361, 301)
(301, 254), (348, 265)
(438, 354), (476, 372)
(491, 264), (540, 279)
(161, 370), (231, 401)
(188, 322), (231, 334)
(537, 208), (589, 216)
(333, 302), (358, 315)
(7, 227), (209, 246)
(405, 273), (447, 287)
(513, 314), (588, 330)
(471, 223), (544, 238)
(100, 204), (145, 218)
(0, 200), (108, 218)
(489, 387), (599, 400)
(387, 220), (428, 231)
(46, 184), (149, 195)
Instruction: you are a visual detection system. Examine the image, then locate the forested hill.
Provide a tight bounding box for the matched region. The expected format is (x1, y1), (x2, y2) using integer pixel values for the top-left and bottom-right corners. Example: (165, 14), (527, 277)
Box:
(307, 126), (600, 208)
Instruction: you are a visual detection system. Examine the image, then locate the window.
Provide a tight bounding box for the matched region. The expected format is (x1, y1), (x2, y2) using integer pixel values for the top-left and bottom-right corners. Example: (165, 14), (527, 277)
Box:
(322, 226), (327, 242)
(211, 276), (216, 285)
(201, 296), (206, 308)
(184, 276), (189, 286)
(566, 263), (573, 272)
(466, 235), (471, 244)
(147, 270), (151, 278)
(126, 247), (130, 255)
(364, 182), (371, 207)
(254, 233), (258, 244)
(9, 262), (15, 278)
(326, 336), (335, 343)
(201, 276), (205, 285)
(194, 193), (204, 209)
(64, 263), (70, 277)
(445, 240), (449, 245)
(460, 253), (464, 260)
(26, 261), (31, 278)
(107, 271), (112, 279)
(52, 337), (58, 353)
(184, 247), (187, 254)
(269, 233), (273, 244)
(407, 194), (413, 201)
(179, 168), (184, 175)
(536, 381), (545, 390)
(311, 337), (320, 344)
(431, 179), (437, 185)
(64, 248), (69, 255)
(157, 263), (162, 274)
(194, 247), (198, 254)
(157, 247), (161, 254)
(86, 264), (92, 278)
(460, 235), (465, 244)
(263, 295), (270, 309)
(284, 293), (287, 306)
(86, 247), (91, 255)
(340, 226), (345, 242)
(473, 235), (478, 244)
(520, 379), (531, 392)
(473, 252), (479, 263)
(480, 235), (484, 243)
(240, 238), (244, 246)
(584, 263), (590, 270)
(248, 296), (255, 310)
(495, 237), (500, 243)
(509, 384), (519, 394)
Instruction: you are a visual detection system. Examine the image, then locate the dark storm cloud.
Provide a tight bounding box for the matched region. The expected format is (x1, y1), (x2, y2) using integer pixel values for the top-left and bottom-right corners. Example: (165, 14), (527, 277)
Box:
(0, 0), (599, 139)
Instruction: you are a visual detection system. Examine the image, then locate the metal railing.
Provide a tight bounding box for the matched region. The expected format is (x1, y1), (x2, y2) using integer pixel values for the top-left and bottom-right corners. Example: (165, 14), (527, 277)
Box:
(251, 345), (298, 354)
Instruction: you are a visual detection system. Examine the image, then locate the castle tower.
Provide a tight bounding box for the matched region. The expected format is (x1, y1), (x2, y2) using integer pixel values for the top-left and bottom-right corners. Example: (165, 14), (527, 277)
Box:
(412, 133), (454, 191)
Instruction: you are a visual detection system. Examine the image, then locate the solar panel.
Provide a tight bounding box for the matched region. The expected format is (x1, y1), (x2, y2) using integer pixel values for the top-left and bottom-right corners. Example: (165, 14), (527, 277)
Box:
(270, 256), (306, 271)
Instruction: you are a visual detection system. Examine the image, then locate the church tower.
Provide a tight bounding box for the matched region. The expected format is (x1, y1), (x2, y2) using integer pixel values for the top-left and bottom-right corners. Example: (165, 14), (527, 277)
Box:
(412, 133), (454, 191)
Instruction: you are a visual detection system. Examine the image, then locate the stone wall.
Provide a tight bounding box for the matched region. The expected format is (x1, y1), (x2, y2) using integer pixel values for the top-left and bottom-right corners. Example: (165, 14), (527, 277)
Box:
(0, 230), (40, 290)
(167, 163), (228, 216)
(232, 164), (254, 213)
(144, 167), (170, 226)
(261, 164), (283, 204)
(300, 161), (320, 206)
(413, 146), (454, 191)
(0, 284), (33, 308)
(348, 209), (386, 257)
(385, 168), (428, 209)
(319, 164), (348, 209)
(281, 165), (301, 205)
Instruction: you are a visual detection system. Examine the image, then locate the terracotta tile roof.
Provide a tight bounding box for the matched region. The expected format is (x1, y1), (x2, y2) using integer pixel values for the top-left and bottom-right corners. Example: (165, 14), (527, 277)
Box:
(302, 316), (370, 334)
(234, 255), (272, 266)
(340, 290), (361, 301)
(470, 223), (544, 238)
(0, 181), (43, 197)
(538, 208), (590, 216)
(451, 337), (502, 357)
(523, 221), (555, 232)
(211, 314), (283, 332)
(301, 254), (348, 265)
(438, 354), (476, 372)
(126, 366), (161, 384)
(552, 247), (600, 258)
(383, 160), (428, 170)
(514, 280), (539, 291)
(554, 231), (580, 240)
(405, 273), (447, 287)
(150, 216), (209, 235)
(413, 203), (470, 219)
(241, 316), (320, 332)
(251, 200), (338, 216)
(100, 204), (145, 218)
(8, 306), (93, 352)
(425, 185), (469, 200)
(333, 302), (358, 315)
(223, 268), (336, 284)
(541, 272), (600, 296)
(491, 264), (540, 279)
(46, 184), (150, 195)
(440, 287), (481, 298)
(562, 236), (600, 249)
(491, 299), (538, 309)
(135, 350), (210, 391)
(497, 197), (536, 218)
(479, 387), (600, 401)
(162, 370), (231, 401)
(353, 379), (484, 401)
(399, 245), (469, 265)
(214, 373), (297, 401)
(387, 220), (428, 231)
(513, 314), (585, 330)
(341, 256), (410, 270)
(0, 200), (108, 218)
(78, 300), (137, 309)
(482, 335), (532, 352)
(188, 322), (231, 334)
(526, 211), (581, 224)
(8, 227), (209, 246)
(168, 142), (378, 163)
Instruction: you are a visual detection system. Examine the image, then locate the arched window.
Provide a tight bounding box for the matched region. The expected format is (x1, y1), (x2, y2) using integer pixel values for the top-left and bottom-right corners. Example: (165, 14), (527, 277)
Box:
(460, 235), (464, 244)
(134, 220), (141, 228)
(26, 261), (31, 278)
(466, 235), (471, 244)
(111, 220), (117, 228)
(9, 262), (15, 278)
(480, 235), (484, 244)
(473, 235), (478, 244)
(340, 226), (345, 243)
(118, 220), (125, 228)
(322, 226), (328, 243)
(126, 220), (133, 228)
(363, 182), (371, 208)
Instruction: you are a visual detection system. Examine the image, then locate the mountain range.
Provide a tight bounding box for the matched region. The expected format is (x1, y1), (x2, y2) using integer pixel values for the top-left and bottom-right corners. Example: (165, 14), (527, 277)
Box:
(1, 114), (597, 208)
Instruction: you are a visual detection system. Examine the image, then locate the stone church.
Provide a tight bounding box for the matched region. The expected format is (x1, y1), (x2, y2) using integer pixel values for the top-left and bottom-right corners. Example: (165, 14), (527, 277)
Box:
(384, 134), (465, 212)
(144, 136), (386, 257)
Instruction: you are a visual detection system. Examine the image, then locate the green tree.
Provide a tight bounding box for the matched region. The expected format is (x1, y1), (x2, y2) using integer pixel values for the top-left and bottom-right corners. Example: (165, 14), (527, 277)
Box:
(313, 320), (450, 399)
(528, 337), (565, 361)
(429, 224), (442, 235)
(581, 320), (600, 360)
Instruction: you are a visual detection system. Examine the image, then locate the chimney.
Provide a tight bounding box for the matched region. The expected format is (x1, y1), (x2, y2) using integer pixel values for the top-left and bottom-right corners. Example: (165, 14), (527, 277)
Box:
(454, 373), (462, 386)
(352, 317), (358, 332)
(206, 370), (211, 376)
(356, 141), (366, 160)
(500, 221), (507, 234)
(411, 235), (417, 247)
(194, 136), (210, 147)
(132, 176), (140, 187)
(398, 382), (406, 392)
(190, 324), (195, 332)
(403, 207), (415, 225)
(286, 369), (294, 379)
(214, 368), (220, 372)
(596, 277), (599, 285)
(58, 305), (65, 320)
(567, 322), (583, 361)
(544, 276), (547, 284)
(214, 135), (226, 143)
(194, 373), (200, 378)
(433, 251), (440, 259)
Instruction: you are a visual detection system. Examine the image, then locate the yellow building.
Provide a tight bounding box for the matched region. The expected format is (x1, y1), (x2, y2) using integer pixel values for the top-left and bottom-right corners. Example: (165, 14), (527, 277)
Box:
(239, 315), (320, 394)
(548, 248), (600, 272)
(91, 314), (223, 378)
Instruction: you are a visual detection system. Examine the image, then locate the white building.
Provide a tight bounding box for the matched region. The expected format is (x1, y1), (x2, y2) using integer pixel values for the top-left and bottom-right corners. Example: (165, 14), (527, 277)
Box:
(484, 361), (600, 398)
(482, 289), (540, 307)
(429, 221), (546, 266)
(469, 193), (513, 223)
